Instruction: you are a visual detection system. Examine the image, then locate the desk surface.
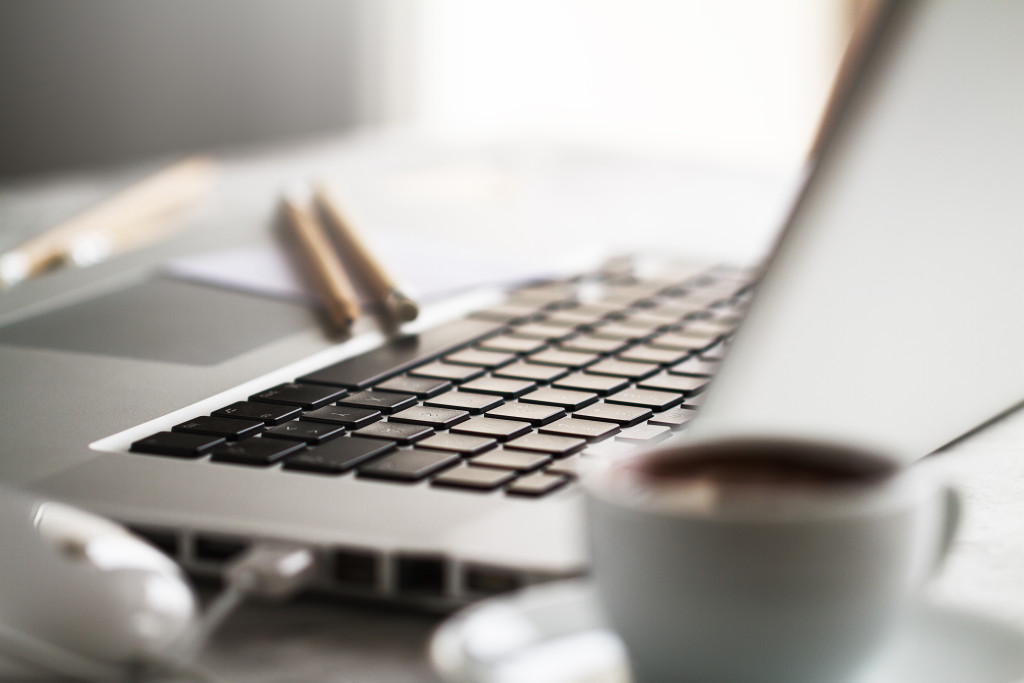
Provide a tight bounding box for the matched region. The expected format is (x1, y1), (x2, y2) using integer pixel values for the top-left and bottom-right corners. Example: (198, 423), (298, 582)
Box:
(2, 132), (1022, 682)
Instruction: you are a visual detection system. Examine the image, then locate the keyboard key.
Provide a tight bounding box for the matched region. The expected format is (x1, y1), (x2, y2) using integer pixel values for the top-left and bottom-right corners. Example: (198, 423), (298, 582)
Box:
(668, 356), (719, 377)
(677, 319), (732, 337)
(588, 323), (652, 341)
(425, 391), (504, 414)
(552, 372), (629, 395)
(574, 402), (652, 427)
(540, 310), (605, 327)
(131, 432), (225, 458)
(444, 348), (517, 368)
(301, 405), (382, 428)
(213, 401), (301, 425)
(297, 318), (501, 388)
(432, 465), (516, 491)
(471, 449), (551, 472)
(508, 323), (575, 341)
(546, 454), (585, 477)
(283, 436), (396, 474)
(585, 358), (660, 379)
(452, 417), (532, 441)
(508, 282), (578, 305)
(263, 420), (346, 444)
(250, 383), (346, 410)
(173, 416), (264, 440)
(528, 348), (600, 368)
(410, 361), (486, 382)
(477, 335), (548, 354)
(468, 303), (542, 323)
(338, 391), (417, 414)
(417, 432), (498, 455)
(209, 438), (303, 467)
(559, 335), (628, 354)
(507, 473), (570, 497)
(390, 405), (470, 428)
(616, 424), (672, 444)
(493, 361), (569, 383)
(486, 402), (566, 426)
(700, 344), (728, 361)
(358, 449), (460, 482)
(520, 387), (598, 411)
(648, 332), (716, 352)
(374, 375), (452, 398)
(606, 388), (683, 411)
(638, 373), (710, 395)
(648, 407), (697, 429)
(505, 433), (586, 457)
(461, 377), (536, 398)
(540, 417), (619, 441)
(353, 421), (434, 444)
(617, 345), (691, 365)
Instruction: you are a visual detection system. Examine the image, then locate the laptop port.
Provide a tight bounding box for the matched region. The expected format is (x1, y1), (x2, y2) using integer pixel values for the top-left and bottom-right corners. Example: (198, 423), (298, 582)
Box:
(395, 555), (447, 597)
(193, 535), (248, 564)
(332, 548), (378, 589)
(127, 526), (179, 558)
(463, 565), (522, 596)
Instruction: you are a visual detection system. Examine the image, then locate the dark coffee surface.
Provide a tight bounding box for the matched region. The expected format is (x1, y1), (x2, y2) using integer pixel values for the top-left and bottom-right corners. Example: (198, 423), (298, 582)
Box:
(635, 439), (898, 490)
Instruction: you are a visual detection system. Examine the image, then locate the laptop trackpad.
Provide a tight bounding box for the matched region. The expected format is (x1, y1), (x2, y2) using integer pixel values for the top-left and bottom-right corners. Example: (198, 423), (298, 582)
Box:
(0, 277), (316, 365)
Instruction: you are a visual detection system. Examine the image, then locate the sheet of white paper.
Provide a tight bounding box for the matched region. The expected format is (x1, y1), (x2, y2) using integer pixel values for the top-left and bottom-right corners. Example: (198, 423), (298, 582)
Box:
(165, 233), (573, 305)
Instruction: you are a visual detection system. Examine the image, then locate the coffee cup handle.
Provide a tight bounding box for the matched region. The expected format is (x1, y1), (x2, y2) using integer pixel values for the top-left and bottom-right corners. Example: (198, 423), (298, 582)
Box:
(931, 485), (962, 575)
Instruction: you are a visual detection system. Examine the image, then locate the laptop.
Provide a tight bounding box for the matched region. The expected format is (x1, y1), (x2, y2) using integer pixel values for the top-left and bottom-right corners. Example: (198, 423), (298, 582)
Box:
(1, 0), (1021, 609)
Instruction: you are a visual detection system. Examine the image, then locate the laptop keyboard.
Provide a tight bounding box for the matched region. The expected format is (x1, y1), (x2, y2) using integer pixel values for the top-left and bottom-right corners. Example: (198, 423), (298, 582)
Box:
(129, 262), (754, 497)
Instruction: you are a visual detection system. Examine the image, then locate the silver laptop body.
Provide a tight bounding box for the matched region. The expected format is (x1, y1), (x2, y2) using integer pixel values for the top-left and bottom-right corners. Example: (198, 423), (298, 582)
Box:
(1, 0), (1021, 608)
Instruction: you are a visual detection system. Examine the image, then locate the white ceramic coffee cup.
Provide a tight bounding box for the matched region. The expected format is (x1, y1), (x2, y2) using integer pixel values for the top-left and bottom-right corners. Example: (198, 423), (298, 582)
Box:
(583, 438), (960, 683)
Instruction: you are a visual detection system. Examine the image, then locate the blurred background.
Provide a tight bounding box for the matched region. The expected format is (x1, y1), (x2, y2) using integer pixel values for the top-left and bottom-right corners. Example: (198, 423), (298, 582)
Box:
(0, 0), (860, 179)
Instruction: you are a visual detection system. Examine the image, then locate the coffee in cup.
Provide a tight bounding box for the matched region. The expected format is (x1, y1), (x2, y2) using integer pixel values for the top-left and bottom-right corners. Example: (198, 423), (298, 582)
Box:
(584, 438), (959, 683)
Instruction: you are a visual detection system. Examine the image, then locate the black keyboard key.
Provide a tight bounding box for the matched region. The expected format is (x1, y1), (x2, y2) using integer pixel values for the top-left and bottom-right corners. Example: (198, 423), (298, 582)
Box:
(638, 373), (710, 395)
(416, 432), (497, 455)
(520, 387), (598, 411)
(616, 424), (673, 444)
(353, 421), (434, 444)
(648, 406), (697, 429)
(552, 372), (629, 396)
(451, 416), (532, 441)
(213, 401), (301, 425)
(357, 449), (460, 482)
(444, 348), (517, 368)
(131, 432), (225, 458)
(461, 377), (536, 398)
(668, 356), (718, 377)
(559, 335), (629, 355)
(338, 391), (417, 414)
(283, 436), (396, 474)
(390, 405), (470, 428)
(606, 388), (683, 411)
(297, 318), (501, 388)
(374, 375), (452, 398)
(486, 402), (565, 426)
(431, 465), (516, 491)
(173, 416), (264, 440)
(573, 402), (652, 427)
(507, 472), (570, 497)
(527, 348), (600, 368)
(505, 433), (586, 457)
(539, 417), (619, 441)
(209, 438), (303, 467)
(470, 449), (551, 472)
(410, 361), (486, 382)
(477, 335), (548, 354)
(424, 391), (503, 414)
(585, 358), (660, 379)
(493, 361), (570, 383)
(617, 345), (691, 365)
(263, 420), (346, 444)
(250, 383), (346, 410)
(301, 404), (382, 428)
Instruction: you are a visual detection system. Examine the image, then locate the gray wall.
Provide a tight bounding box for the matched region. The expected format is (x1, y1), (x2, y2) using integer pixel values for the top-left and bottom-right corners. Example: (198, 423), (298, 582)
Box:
(0, 0), (384, 177)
